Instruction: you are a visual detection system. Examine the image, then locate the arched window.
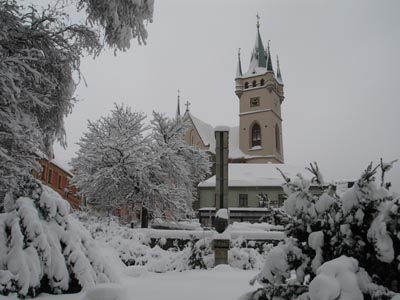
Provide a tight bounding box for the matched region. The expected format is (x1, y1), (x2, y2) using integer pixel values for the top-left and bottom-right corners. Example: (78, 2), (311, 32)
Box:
(260, 79), (265, 86)
(275, 125), (281, 152)
(252, 80), (257, 87)
(190, 129), (195, 145)
(244, 82), (249, 89)
(251, 123), (261, 147)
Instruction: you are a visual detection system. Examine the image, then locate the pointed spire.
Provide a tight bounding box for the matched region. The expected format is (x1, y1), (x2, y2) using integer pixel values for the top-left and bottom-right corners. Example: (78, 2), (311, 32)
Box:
(276, 56), (283, 83)
(266, 40), (274, 72)
(256, 18), (266, 68)
(248, 14), (266, 73)
(176, 89), (181, 119)
(236, 48), (242, 78)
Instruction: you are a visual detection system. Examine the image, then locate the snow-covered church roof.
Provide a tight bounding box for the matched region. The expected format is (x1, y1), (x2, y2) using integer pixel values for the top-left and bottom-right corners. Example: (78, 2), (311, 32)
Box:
(185, 111), (251, 159)
(187, 112), (216, 151)
(198, 163), (314, 188)
(235, 19), (282, 84)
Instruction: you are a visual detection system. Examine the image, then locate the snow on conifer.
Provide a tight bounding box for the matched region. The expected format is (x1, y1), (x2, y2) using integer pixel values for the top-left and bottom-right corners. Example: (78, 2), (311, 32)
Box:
(243, 160), (400, 300)
(0, 179), (117, 298)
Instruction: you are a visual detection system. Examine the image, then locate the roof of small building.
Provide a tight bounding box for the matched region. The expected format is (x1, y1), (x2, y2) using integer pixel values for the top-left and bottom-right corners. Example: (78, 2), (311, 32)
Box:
(50, 157), (73, 176)
(198, 163), (314, 188)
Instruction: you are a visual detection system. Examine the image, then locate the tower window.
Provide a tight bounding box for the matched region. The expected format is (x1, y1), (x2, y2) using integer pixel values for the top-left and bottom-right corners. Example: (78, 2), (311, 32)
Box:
(244, 82), (249, 89)
(251, 123), (261, 147)
(275, 124), (281, 153)
(260, 79), (265, 86)
(252, 80), (257, 87)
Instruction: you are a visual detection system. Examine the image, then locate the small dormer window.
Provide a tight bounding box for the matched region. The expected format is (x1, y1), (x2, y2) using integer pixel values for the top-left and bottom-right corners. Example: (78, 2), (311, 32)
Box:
(244, 82), (249, 89)
(252, 80), (257, 87)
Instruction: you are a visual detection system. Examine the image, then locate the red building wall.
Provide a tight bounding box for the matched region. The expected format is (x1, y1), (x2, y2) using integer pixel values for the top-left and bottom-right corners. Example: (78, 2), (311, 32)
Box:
(36, 159), (82, 209)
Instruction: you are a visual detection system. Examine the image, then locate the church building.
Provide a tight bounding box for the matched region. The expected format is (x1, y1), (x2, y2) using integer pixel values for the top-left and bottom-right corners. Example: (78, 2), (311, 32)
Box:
(180, 20), (350, 225)
(183, 19), (284, 164)
(178, 21), (351, 225)
(180, 20), (298, 224)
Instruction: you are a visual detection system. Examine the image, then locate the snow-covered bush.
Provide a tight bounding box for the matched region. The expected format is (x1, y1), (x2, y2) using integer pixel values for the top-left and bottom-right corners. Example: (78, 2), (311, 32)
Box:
(77, 213), (277, 273)
(307, 255), (395, 300)
(242, 161), (400, 300)
(188, 238), (213, 269)
(229, 237), (273, 270)
(0, 180), (117, 298)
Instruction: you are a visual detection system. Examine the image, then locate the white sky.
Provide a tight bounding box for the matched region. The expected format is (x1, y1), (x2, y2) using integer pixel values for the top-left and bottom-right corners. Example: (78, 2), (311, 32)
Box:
(54, 0), (400, 191)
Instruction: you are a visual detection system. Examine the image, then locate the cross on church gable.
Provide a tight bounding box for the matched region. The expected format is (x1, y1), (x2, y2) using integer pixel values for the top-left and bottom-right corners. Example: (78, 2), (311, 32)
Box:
(185, 101), (191, 111)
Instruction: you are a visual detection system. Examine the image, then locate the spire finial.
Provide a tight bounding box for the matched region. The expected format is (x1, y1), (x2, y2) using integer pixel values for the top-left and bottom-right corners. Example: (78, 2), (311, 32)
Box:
(256, 13), (260, 28)
(238, 48), (241, 58)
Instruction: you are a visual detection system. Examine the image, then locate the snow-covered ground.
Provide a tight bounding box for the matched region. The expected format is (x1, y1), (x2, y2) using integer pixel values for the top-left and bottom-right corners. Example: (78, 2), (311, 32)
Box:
(0, 265), (259, 300)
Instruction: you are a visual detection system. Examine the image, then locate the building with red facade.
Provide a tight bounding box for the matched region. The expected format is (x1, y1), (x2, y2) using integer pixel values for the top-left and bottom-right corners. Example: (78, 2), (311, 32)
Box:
(36, 159), (82, 209)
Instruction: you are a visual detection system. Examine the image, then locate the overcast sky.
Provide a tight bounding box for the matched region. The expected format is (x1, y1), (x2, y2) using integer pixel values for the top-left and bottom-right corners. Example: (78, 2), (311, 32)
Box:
(53, 0), (400, 191)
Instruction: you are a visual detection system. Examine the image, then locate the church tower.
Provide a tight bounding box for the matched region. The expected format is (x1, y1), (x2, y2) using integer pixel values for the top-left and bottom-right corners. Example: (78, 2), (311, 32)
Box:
(235, 19), (285, 163)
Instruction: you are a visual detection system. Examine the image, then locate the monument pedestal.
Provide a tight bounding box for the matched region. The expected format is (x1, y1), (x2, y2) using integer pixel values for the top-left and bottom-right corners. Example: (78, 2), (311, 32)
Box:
(213, 239), (229, 265)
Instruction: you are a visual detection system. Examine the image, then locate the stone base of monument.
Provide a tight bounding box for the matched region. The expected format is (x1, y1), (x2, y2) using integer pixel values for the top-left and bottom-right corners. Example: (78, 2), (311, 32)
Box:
(213, 239), (229, 265)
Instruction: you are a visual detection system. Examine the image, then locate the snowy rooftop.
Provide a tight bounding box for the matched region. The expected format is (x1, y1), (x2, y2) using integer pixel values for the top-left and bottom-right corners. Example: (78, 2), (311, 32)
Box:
(186, 112), (252, 159)
(198, 163), (314, 188)
(188, 112), (216, 150)
(242, 67), (269, 78)
(50, 157), (73, 175)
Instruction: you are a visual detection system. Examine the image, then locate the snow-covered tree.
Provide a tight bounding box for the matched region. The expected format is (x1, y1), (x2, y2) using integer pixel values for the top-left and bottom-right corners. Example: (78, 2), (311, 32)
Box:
(77, 0), (154, 51)
(0, 0), (154, 208)
(71, 103), (151, 213)
(150, 112), (211, 219)
(243, 160), (400, 300)
(0, 179), (117, 298)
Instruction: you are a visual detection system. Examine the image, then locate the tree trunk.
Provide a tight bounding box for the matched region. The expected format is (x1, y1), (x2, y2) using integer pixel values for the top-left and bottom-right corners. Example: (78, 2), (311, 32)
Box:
(141, 207), (148, 228)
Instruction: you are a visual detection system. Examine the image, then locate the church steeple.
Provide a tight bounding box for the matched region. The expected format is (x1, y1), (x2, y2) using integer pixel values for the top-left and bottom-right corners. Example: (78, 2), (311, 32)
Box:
(234, 18), (285, 163)
(276, 56), (283, 84)
(236, 48), (243, 78)
(248, 15), (266, 73)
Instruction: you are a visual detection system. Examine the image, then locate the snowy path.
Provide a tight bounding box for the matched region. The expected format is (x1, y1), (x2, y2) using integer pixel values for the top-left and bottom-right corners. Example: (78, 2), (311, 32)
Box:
(121, 265), (258, 300)
(0, 266), (260, 300)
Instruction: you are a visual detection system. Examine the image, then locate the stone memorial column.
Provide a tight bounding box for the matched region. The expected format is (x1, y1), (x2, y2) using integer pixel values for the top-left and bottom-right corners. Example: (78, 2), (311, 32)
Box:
(213, 127), (230, 265)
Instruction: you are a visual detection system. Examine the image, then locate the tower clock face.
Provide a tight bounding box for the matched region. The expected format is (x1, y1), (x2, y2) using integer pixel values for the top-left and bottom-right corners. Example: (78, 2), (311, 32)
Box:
(250, 97), (260, 107)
